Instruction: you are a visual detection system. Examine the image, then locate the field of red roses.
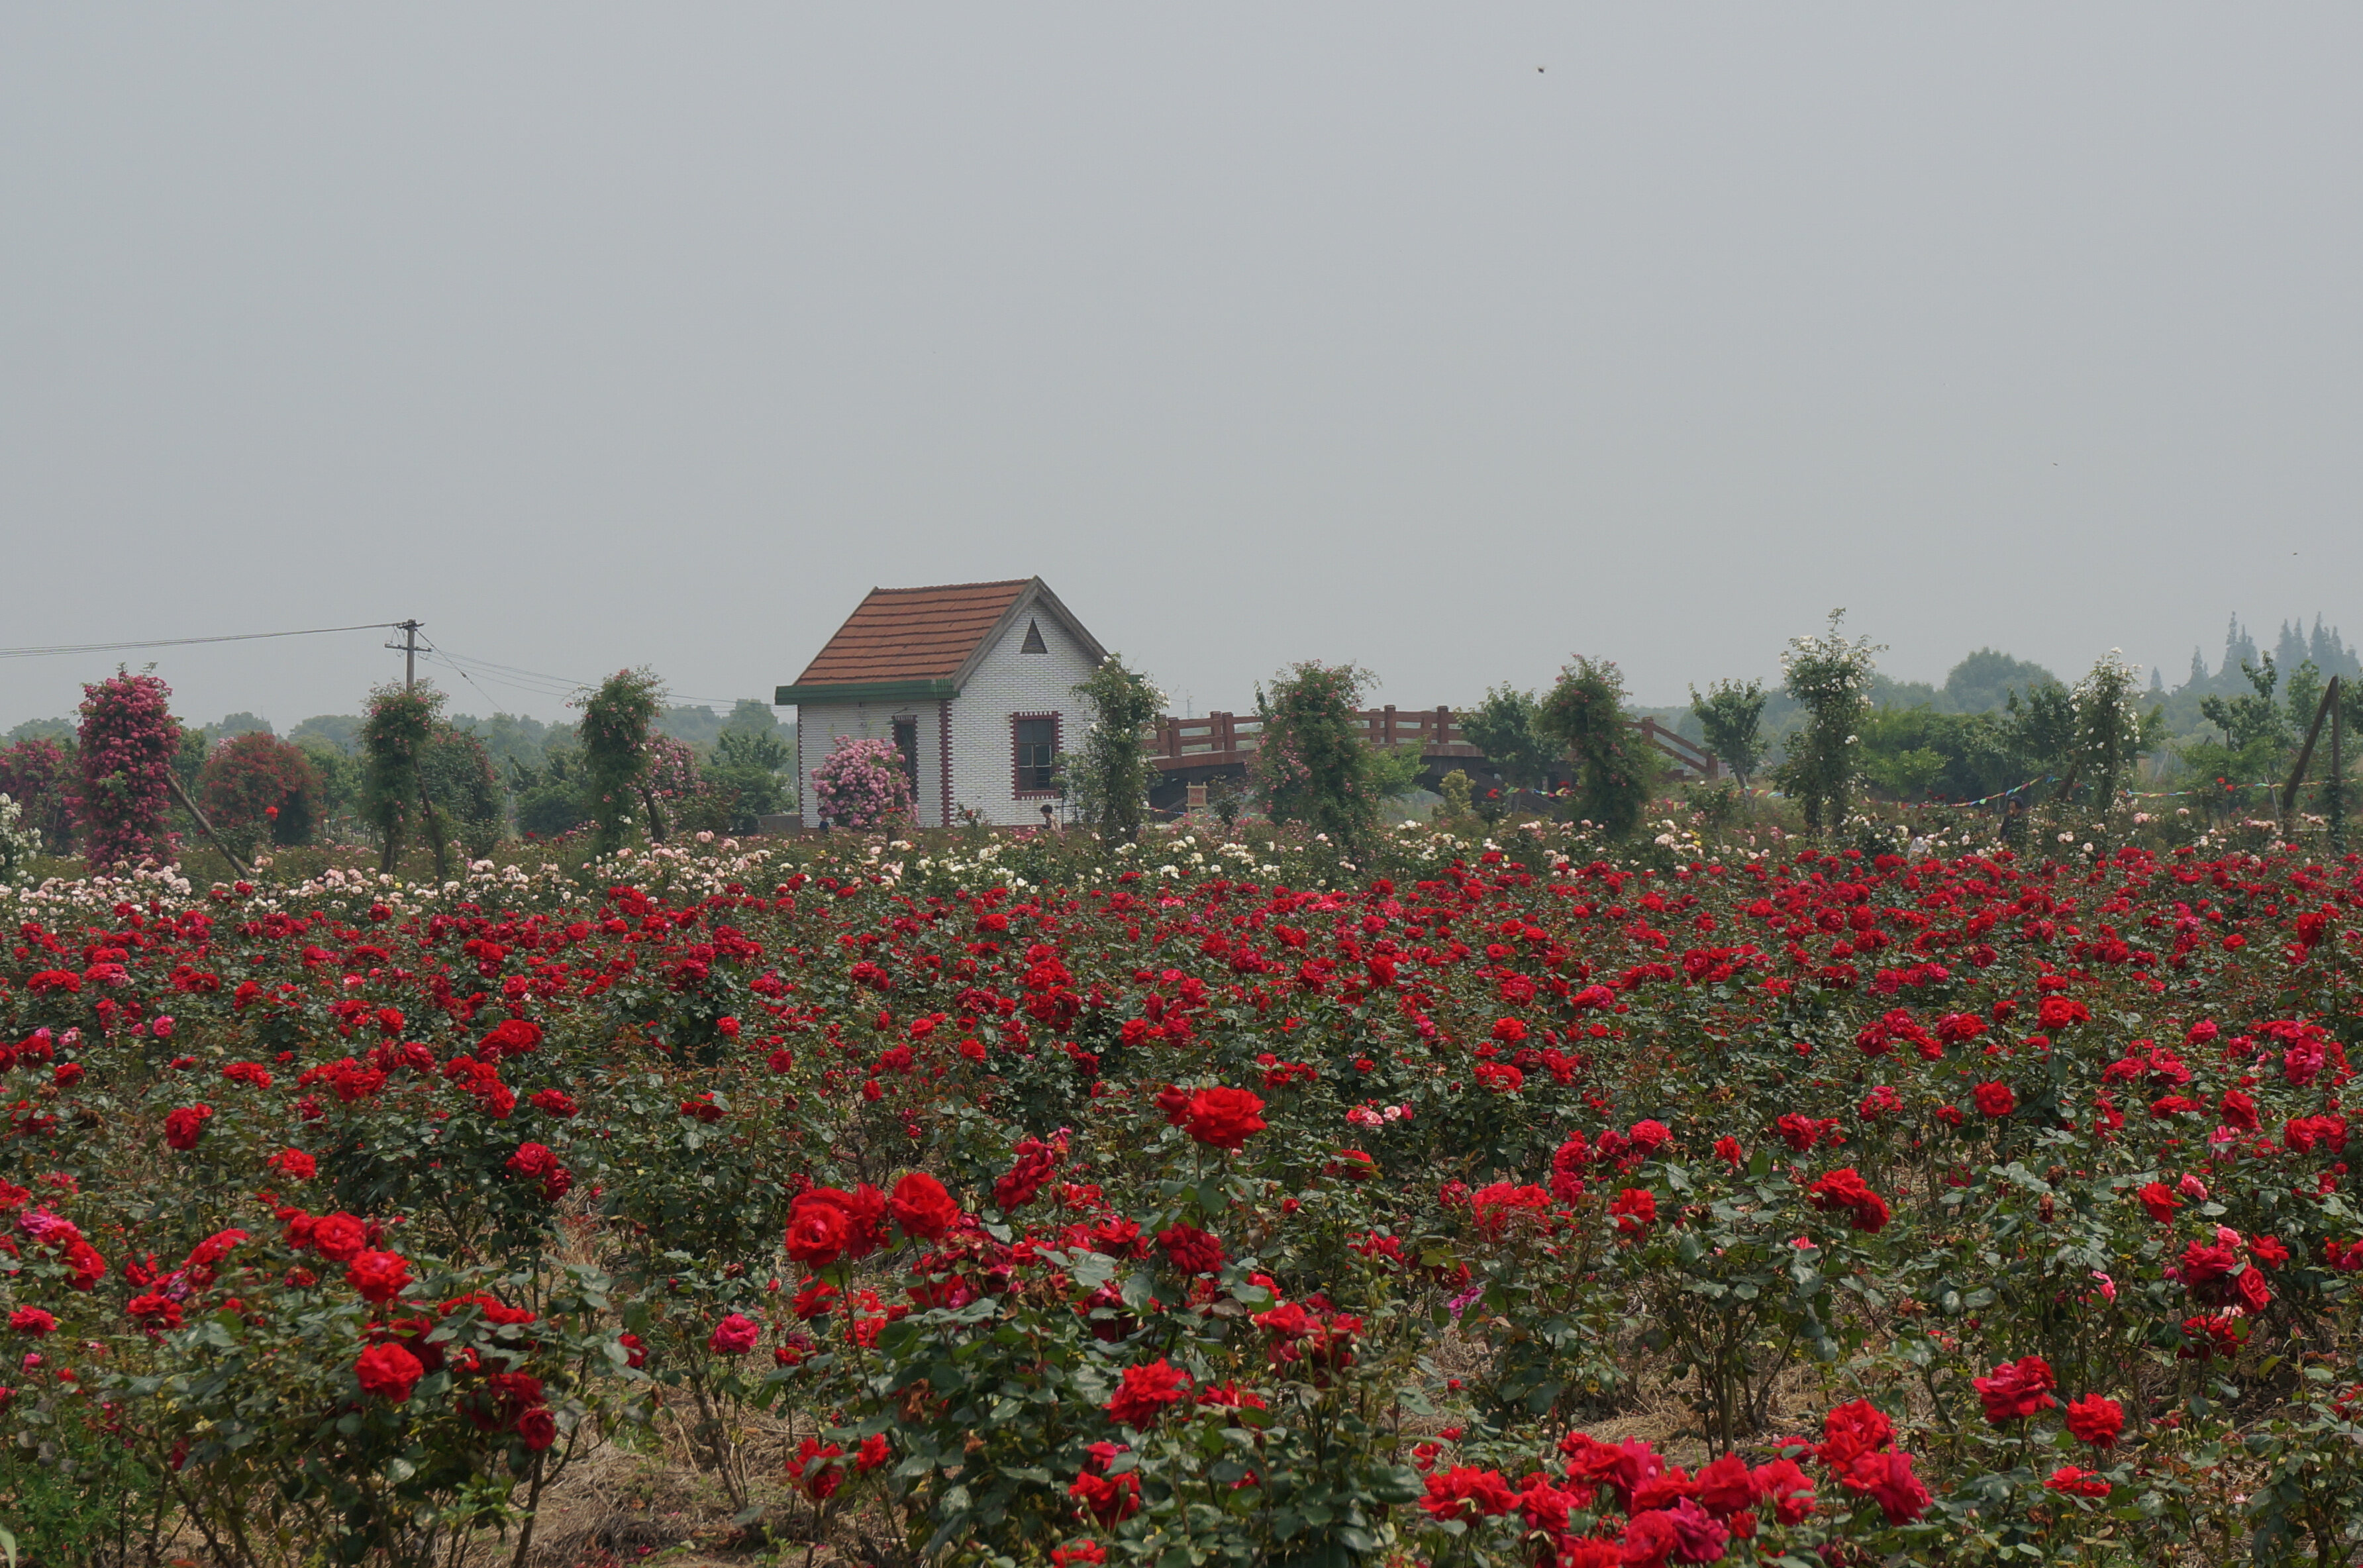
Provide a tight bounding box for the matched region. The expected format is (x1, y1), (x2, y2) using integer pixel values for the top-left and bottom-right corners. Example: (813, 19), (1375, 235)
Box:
(3, 823), (2362, 1567)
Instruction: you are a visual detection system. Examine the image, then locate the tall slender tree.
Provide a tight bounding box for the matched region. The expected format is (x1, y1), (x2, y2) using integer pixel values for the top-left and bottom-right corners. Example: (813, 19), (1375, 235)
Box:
(1538, 657), (1649, 838)
(360, 682), (444, 873)
(1254, 663), (1381, 849)
(577, 668), (664, 857)
(1777, 611), (1882, 834)
(1068, 655), (1165, 843)
(1688, 679), (1768, 787)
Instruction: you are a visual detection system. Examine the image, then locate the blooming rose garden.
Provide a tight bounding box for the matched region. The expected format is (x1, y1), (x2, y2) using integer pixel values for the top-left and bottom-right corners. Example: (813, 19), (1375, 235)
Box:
(3, 816), (2362, 1566)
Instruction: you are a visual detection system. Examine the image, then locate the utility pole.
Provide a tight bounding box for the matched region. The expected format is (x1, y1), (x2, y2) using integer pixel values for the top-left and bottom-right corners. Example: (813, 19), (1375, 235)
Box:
(385, 620), (422, 690)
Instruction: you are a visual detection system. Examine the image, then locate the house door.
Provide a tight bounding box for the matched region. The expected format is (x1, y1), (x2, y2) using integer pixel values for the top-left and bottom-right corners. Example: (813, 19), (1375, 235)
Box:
(892, 718), (920, 807)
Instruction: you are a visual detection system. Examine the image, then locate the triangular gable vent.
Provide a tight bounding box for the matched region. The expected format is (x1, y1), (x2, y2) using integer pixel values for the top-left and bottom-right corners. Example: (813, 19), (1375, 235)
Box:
(1019, 618), (1048, 654)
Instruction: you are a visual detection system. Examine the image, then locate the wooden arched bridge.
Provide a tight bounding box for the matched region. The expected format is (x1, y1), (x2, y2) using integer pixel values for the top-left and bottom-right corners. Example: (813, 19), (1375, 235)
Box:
(1145, 707), (1721, 810)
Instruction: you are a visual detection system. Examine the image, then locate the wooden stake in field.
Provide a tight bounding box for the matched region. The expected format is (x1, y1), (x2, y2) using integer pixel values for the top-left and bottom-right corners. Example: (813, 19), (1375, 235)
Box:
(2281, 675), (2341, 844)
(162, 768), (252, 882)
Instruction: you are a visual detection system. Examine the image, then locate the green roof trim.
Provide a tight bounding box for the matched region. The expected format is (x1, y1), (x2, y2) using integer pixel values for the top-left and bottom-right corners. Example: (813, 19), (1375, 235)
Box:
(776, 678), (961, 707)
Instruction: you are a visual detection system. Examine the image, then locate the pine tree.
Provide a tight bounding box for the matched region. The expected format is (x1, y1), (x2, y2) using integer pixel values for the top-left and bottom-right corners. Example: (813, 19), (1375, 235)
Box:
(2276, 620), (2309, 678)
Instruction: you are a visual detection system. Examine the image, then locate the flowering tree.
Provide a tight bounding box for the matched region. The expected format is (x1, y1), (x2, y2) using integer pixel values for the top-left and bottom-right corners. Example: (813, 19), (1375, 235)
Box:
(199, 732), (327, 850)
(1068, 654), (1165, 842)
(811, 736), (911, 830)
(1778, 611), (1882, 834)
(578, 668), (664, 855)
(0, 738), (75, 853)
(2070, 650), (2154, 808)
(644, 733), (740, 834)
(646, 734), (700, 799)
(70, 669), (181, 870)
(0, 792), (40, 884)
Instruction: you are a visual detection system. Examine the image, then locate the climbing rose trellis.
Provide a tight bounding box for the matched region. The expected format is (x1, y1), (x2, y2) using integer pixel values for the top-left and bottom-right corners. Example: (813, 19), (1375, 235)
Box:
(70, 670), (180, 869)
(811, 736), (912, 828)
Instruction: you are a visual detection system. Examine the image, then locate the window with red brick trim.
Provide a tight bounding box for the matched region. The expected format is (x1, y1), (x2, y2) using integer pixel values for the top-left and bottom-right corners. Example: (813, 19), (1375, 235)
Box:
(1012, 713), (1060, 796)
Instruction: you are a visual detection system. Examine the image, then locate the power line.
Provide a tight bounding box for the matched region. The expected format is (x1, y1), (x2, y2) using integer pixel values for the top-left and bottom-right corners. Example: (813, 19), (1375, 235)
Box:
(0, 616), (778, 716)
(423, 644), (769, 714)
(421, 644), (590, 693)
(413, 636), (510, 716)
(0, 622), (396, 660)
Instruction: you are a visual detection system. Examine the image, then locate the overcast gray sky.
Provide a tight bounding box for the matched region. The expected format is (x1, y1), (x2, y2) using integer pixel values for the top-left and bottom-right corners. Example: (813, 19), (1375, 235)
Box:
(5, 7), (2360, 732)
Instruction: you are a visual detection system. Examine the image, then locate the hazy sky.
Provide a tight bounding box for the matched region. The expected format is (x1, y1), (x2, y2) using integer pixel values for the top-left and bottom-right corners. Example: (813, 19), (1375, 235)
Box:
(5, 7), (2360, 732)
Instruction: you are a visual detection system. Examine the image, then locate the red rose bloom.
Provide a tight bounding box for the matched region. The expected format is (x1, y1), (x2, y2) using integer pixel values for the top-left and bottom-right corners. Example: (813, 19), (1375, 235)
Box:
(888, 1171), (962, 1241)
(346, 1250), (414, 1304)
(1157, 1224), (1225, 1275)
(1691, 1452), (1756, 1516)
(1973, 1355), (2058, 1423)
(785, 1191), (854, 1267)
(2044, 1465), (2110, 1498)
(515, 1406), (558, 1451)
(1420, 1465), (1520, 1522)
(790, 1438), (844, 1499)
(164, 1104), (213, 1150)
(1972, 1082), (2016, 1118)
(1817, 1398), (1894, 1469)
(2065, 1393), (2123, 1449)
(2180, 1239), (2239, 1290)
(1807, 1167), (1891, 1233)
(995, 1137), (1060, 1210)
(503, 1140), (573, 1201)
(1752, 1458), (1815, 1524)
(1069, 1469), (1140, 1526)
(311, 1212), (370, 1263)
(1609, 1188), (1657, 1234)
(355, 1342), (425, 1402)
(1182, 1087), (1268, 1152)
(1617, 1509), (1682, 1567)
(1104, 1358), (1193, 1428)
(1840, 1449), (1931, 1524)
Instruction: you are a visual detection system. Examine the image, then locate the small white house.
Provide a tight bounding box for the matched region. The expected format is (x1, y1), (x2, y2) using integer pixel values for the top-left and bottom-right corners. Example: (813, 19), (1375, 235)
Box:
(778, 577), (1107, 828)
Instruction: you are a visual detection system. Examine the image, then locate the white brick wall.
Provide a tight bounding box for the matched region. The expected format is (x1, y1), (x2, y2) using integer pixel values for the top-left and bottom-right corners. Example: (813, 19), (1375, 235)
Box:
(949, 612), (1098, 826)
(795, 700), (946, 828)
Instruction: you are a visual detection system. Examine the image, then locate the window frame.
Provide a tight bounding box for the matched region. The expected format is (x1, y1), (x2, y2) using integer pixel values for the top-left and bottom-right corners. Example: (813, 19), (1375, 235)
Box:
(1011, 712), (1062, 798)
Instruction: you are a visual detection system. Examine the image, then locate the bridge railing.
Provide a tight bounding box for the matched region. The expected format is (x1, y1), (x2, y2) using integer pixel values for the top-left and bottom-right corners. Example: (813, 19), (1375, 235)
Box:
(1151, 707), (1721, 779)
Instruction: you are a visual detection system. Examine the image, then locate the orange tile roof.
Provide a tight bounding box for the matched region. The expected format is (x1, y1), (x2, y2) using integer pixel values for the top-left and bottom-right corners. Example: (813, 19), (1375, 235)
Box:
(791, 579), (1034, 687)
